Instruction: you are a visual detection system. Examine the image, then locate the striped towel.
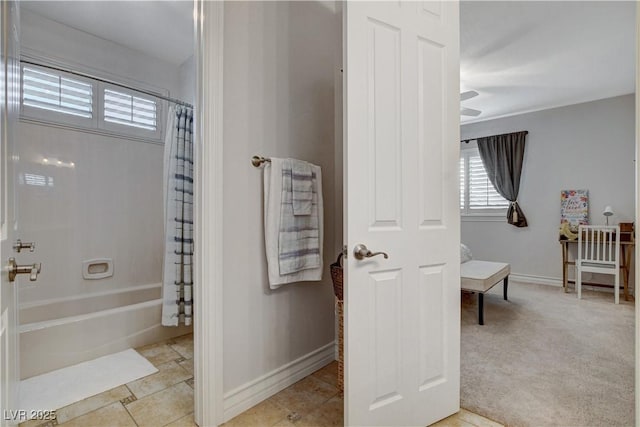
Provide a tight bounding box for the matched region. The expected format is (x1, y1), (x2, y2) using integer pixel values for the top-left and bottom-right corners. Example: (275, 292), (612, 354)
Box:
(278, 159), (321, 275)
(263, 158), (323, 288)
(291, 160), (313, 215)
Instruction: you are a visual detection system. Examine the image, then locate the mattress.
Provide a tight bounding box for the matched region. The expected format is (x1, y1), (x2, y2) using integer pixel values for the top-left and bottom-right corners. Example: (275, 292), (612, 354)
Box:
(460, 260), (510, 293)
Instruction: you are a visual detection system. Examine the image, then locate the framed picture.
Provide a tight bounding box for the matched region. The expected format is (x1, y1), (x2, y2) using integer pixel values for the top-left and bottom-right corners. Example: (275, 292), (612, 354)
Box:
(559, 190), (589, 240)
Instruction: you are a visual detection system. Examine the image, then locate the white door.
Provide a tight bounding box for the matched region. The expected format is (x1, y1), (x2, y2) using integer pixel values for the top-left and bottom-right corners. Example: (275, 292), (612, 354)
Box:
(0, 1), (20, 425)
(344, 1), (460, 426)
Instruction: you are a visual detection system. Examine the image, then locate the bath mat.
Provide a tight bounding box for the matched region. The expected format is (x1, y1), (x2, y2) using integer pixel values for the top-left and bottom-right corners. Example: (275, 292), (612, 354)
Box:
(19, 348), (158, 420)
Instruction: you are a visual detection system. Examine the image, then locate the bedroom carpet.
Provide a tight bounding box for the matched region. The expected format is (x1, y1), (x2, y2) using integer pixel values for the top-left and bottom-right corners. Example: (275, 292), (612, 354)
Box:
(461, 281), (634, 427)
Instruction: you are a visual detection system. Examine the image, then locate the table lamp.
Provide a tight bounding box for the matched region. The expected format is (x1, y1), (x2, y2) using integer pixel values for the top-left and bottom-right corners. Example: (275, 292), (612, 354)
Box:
(603, 205), (614, 225)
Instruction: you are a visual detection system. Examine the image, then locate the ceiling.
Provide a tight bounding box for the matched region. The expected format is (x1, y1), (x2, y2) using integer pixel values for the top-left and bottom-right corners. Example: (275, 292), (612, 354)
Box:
(21, 1), (636, 123)
(461, 1), (636, 123)
(21, 1), (194, 66)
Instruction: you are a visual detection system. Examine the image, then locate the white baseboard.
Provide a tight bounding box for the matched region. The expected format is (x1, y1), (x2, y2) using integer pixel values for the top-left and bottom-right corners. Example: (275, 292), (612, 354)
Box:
(509, 273), (563, 287)
(510, 273), (628, 295)
(222, 342), (336, 422)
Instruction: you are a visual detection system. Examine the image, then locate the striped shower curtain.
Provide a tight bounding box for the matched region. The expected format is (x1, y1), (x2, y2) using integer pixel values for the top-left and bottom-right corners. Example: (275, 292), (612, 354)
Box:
(162, 106), (194, 326)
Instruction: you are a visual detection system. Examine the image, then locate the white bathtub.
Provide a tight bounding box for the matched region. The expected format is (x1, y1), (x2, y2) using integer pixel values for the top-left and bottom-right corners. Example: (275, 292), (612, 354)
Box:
(19, 284), (192, 379)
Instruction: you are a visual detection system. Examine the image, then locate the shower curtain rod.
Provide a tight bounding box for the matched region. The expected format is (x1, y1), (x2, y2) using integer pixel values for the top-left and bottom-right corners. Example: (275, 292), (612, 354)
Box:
(21, 59), (194, 109)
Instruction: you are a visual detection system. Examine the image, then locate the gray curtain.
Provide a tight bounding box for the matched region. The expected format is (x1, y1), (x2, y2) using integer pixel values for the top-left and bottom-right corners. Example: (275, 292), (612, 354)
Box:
(476, 131), (528, 227)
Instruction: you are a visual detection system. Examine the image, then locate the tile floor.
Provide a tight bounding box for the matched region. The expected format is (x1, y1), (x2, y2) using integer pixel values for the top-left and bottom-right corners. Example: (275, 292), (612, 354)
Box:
(19, 334), (501, 427)
(222, 362), (502, 427)
(19, 333), (196, 427)
(222, 362), (342, 427)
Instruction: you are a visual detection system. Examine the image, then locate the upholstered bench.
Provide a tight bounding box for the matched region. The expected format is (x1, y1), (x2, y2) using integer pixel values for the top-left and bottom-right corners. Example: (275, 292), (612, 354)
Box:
(461, 260), (511, 325)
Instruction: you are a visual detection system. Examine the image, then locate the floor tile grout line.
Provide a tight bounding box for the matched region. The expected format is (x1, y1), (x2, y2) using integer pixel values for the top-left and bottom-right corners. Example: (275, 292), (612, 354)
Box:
(123, 375), (191, 404)
(121, 400), (141, 427)
(53, 388), (135, 425)
(124, 384), (138, 401)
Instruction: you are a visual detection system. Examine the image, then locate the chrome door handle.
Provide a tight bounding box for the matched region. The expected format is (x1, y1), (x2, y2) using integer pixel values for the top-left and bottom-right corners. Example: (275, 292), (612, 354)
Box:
(13, 239), (35, 253)
(353, 244), (389, 260)
(7, 258), (41, 282)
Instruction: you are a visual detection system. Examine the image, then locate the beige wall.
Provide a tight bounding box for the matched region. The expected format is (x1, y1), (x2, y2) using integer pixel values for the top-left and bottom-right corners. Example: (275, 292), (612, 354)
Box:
(222, 1), (342, 393)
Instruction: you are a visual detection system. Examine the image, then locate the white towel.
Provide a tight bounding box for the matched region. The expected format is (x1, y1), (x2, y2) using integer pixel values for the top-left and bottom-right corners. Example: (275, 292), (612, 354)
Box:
(264, 158), (323, 288)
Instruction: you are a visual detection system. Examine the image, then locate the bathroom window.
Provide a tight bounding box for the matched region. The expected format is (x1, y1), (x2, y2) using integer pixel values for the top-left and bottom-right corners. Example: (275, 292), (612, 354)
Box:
(100, 85), (161, 140)
(21, 65), (97, 128)
(104, 89), (157, 131)
(20, 63), (164, 143)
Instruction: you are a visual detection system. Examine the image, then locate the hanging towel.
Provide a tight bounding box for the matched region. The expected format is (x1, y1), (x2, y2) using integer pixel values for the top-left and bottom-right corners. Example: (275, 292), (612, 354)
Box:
(290, 159), (313, 215)
(264, 158), (323, 288)
(279, 159), (320, 274)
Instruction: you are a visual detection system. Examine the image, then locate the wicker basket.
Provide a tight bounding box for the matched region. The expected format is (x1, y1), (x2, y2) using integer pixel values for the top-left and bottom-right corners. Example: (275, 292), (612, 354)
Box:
(330, 253), (344, 300)
(336, 298), (344, 394)
(330, 252), (344, 393)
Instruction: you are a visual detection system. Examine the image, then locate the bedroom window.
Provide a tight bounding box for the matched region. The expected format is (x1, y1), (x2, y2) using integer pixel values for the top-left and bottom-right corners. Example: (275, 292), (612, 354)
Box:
(460, 148), (509, 216)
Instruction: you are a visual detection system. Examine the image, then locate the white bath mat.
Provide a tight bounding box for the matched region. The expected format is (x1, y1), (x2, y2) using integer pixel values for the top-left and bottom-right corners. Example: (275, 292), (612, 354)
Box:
(19, 349), (157, 420)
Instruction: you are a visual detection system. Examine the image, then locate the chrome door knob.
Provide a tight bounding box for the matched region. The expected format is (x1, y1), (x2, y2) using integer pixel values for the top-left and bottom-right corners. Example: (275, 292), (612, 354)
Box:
(353, 244), (389, 260)
(7, 258), (41, 282)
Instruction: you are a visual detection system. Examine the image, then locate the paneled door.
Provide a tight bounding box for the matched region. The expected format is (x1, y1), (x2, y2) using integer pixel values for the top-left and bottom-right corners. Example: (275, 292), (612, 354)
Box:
(344, 1), (461, 425)
(0, 1), (20, 425)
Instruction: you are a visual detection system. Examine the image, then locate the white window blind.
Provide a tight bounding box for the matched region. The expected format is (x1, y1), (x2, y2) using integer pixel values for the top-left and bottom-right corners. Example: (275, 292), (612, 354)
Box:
(22, 67), (93, 118)
(468, 155), (509, 209)
(460, 148), (509, 215)
(104, 89), (157, 131)
(20, 62), (164, 142)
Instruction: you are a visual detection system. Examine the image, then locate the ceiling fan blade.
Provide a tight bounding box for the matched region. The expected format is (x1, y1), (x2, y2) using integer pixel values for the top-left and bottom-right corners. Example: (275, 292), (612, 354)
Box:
(460, 90), (479, 101)
(461, 107), (482, 117)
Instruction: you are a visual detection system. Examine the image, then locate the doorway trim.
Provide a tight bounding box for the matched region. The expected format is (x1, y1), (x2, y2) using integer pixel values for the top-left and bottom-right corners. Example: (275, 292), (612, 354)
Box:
(194, 1), (224, 426)
(635, 3), (639, 423)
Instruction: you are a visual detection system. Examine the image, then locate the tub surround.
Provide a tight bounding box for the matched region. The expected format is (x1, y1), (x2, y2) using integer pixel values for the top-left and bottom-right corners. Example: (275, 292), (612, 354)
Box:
(19, 285), (191, 379)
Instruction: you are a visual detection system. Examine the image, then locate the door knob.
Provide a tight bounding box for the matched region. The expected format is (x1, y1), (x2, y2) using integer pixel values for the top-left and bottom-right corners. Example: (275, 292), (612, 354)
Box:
(353, 244), (389, 260)
(7, 258), (41, 282)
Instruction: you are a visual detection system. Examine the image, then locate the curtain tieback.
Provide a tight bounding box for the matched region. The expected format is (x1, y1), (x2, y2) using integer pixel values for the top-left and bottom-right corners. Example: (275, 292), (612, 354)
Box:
(510, 201), (518, 223)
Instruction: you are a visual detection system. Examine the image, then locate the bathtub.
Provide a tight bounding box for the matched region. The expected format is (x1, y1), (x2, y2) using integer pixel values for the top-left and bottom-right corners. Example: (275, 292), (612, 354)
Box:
(19, 284), (192, 379)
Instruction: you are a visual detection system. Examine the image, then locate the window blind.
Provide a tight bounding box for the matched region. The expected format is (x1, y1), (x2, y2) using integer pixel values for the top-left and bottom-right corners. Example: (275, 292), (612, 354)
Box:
(104, 89), (157, 131)
(467, 155), (509, 209)
(22, 67), (93, 118)
(459, 149), (509, 214)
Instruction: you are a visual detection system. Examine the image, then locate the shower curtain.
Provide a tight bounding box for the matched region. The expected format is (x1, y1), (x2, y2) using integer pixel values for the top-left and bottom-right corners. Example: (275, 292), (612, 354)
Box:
(162, 105), (194, 326)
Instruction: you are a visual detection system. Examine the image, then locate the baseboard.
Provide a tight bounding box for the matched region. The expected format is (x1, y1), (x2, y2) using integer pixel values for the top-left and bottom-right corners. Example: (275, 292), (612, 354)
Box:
(509, 273), (563, 287)
(222, 341), (336, 422)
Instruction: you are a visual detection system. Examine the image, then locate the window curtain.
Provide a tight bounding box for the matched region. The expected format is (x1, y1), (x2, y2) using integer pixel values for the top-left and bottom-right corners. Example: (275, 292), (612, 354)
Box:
(476, 131), (528, 227)
(162, 105), (194, 326)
